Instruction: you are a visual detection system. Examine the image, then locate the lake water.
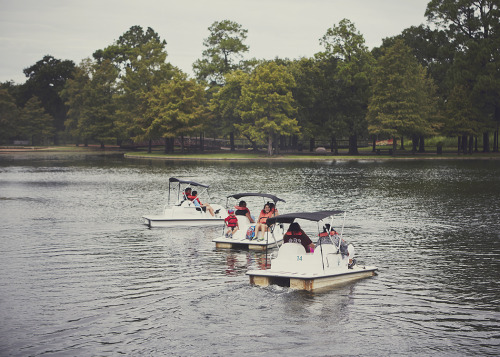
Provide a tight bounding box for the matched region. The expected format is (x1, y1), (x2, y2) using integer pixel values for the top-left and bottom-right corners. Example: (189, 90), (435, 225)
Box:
(0, 153), (499, 356)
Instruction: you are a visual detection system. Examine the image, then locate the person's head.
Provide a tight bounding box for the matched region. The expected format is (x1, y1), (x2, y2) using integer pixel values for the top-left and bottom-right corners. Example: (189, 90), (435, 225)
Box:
(239, 200), (246, 207)
(185, 187), (192, 194)
(192, 191), (198, 196)
(268, 202), (275, 210)
(289, 222), (300, 232)
(228, 209), (235, 215)
(263, 204), (271, 211)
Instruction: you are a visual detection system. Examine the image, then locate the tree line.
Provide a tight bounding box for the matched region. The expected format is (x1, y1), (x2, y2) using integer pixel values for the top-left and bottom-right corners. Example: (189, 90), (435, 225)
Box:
(1, 0), (499, 155)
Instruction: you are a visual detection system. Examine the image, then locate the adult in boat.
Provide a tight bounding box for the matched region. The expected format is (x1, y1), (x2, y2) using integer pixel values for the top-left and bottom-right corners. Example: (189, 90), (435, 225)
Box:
(283, 222), (314, 253)
(191, 190), (215, 216)
(318, 224), (353, 267)
(254, 203), (277, 239)
(234, 200), (254, 223)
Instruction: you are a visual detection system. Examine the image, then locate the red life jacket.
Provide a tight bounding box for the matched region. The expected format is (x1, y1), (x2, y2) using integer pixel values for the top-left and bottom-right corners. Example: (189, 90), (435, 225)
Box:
(258, 210), (273, 223)
(225, 215), (238, 227)
(187, 194), (196, 201)
(319, 230), (337, 237)
(286, 230), (303, 236)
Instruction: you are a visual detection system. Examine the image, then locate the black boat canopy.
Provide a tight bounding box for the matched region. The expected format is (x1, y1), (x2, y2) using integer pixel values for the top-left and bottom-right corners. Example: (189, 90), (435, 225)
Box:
(266, 210), (344, 226)
(169, 177), (209, 188)
(227, 193), (286, 203)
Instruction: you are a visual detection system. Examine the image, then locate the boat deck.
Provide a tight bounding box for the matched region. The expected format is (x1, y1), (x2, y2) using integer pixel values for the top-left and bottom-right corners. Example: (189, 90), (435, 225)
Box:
(212, 236), (283, 251)
(247, 265), (378, 290)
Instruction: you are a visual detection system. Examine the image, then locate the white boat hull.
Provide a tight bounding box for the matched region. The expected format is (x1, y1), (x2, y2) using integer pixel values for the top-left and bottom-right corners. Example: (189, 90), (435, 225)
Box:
(246, 242), (377, 290)
(143, 215), (224, 228)
(143, 201), (226, 228)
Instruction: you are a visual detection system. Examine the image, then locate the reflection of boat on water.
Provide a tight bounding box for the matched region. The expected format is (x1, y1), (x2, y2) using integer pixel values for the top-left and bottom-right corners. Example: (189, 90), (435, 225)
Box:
(142, 177), (225, 228)
(212, 193), (286, 251)
(246, 210), (378, 291)
(224, 251), (268, 276)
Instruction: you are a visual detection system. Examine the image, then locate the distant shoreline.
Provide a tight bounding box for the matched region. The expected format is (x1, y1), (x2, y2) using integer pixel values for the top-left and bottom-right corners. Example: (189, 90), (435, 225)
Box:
(1, 146), (499, 160)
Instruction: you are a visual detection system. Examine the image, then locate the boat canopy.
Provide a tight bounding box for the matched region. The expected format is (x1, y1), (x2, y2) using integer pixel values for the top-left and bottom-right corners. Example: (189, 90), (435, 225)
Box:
(169, 177), (209, 188)
(227, 193), (286, 203)
(266, 210), (344, 226)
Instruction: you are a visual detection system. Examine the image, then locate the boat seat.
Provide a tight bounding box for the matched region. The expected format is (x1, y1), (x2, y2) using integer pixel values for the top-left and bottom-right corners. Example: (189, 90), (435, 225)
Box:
(180, 200), (194, 207)
(236, 215), (250, 227)
(278, 242), (306, 258)
(315, 243), (338, 255)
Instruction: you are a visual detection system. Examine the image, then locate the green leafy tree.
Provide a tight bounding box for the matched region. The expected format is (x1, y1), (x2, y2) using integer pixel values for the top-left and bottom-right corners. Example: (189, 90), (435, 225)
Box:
(140, 72), (207, 153)
(62, 59), (119, 148)
(426, 0), (500, 151)
(62, 59), (92, 145)
(444, 84), (481, 153)
(20, 55), (75, 144)
(0, 88), (19, 143)
(319, 19), (374, 154)
(288, 57), (325, 151)
(367, 40), (440, 152)
(81, 60), (119, 148)
(237, 62), (299, 156)
(20, 96), (55, 145)
(209, 70), (249, 151)
(193, 20), (251, 86)
(375, 25), (454, 98)
(94, 26), (174, 145)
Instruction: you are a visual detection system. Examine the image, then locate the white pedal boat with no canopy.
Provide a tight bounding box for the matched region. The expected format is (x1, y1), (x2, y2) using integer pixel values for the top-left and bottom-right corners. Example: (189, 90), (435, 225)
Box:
(142, 177), (226, 228)
(212, 193), (286, 251)
(246, 210), (378, 291)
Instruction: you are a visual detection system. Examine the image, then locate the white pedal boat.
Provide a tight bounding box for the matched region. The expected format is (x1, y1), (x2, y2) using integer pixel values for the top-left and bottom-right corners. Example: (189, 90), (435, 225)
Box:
(246, 210), (378, 291)
(212, 193), (286, 251)
(142, 177), (226, 228)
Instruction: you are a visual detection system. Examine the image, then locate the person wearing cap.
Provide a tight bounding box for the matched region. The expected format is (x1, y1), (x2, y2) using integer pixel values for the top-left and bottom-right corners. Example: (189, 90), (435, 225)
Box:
(224, 209), (239, 238)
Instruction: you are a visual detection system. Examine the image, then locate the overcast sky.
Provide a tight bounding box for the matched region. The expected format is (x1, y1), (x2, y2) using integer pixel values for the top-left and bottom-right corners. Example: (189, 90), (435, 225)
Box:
(0, 0), (431, 84)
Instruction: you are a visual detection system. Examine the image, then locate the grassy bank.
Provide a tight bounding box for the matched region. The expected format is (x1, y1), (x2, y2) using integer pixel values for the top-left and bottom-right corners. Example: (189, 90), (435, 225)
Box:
(2, 145), (499, 160)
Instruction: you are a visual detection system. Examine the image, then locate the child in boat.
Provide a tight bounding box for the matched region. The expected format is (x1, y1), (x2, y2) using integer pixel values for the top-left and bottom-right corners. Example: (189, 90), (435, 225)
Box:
(224, 209), (239, 238)
(254, 203), (276, 240)
(283, 222), (315, 253)
(191, 190), (215, 216)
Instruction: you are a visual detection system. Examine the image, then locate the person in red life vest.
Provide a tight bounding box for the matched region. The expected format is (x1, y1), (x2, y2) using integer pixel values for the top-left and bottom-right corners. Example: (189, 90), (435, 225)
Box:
(254, 203), (276, 240)
(234, 200), (254, 223)
(183, 187), (192, 200)
(283, 222), (315, 253)
(191, 190), (215, 216)
(224, 209), (239, 238)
